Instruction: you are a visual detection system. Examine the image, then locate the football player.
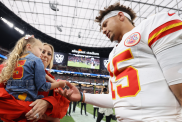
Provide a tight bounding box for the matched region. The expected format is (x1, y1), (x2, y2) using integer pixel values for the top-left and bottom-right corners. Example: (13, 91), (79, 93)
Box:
(56, 2), (182, 121)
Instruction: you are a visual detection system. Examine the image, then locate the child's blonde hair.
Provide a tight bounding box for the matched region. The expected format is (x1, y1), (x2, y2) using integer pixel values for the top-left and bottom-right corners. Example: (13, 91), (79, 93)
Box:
(0, 35), (41, 83)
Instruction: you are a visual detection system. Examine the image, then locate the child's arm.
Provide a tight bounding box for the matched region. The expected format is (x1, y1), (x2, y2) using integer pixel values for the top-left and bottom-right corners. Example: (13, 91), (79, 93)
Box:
(46, 74), (57, 83)
(50, 80), (66, 90)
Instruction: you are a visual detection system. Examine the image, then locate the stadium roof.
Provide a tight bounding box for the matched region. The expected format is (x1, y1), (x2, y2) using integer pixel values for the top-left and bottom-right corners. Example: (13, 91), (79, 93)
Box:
(1, 0), (182, 48)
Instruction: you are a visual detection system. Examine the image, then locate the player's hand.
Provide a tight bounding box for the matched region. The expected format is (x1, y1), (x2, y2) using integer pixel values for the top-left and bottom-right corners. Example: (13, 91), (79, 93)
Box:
(25, 99), (50, 121)
(55, 81), (81, 102)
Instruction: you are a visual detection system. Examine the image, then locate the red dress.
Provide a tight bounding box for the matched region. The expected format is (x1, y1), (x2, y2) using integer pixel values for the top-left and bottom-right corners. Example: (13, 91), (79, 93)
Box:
(0, 64), (70, 122)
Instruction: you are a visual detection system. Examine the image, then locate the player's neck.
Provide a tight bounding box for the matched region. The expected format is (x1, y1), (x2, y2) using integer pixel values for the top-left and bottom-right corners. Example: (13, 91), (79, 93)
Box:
(118, 25), (135, 43)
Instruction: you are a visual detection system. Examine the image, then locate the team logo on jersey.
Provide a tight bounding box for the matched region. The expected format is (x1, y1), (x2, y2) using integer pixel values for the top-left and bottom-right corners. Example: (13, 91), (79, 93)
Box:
(104, 60), (109, 68)
(124, 32), (141, 47)
(55, 54), (64, 63)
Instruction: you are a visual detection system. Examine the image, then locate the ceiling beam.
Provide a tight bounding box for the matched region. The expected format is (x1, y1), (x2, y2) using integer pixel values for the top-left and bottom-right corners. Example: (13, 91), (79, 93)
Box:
(18, 11), (93, 21)
(46, 33), (109, 42)
(123, 0), (182, 12)
(10, 0), (100, 11)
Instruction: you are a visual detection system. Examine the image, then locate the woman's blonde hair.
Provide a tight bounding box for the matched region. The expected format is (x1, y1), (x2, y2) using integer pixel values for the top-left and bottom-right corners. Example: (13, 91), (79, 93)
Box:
(0, 36), (41, 83)
(43, 43), (54, 71)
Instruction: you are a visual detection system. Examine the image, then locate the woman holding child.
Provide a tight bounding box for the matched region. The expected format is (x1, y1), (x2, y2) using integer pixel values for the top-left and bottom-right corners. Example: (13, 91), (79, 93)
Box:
(0, 35), (69, 122)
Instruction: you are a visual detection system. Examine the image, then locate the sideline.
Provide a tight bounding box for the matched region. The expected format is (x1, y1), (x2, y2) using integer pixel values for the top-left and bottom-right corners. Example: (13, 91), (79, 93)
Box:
(71, 106), (105, 122)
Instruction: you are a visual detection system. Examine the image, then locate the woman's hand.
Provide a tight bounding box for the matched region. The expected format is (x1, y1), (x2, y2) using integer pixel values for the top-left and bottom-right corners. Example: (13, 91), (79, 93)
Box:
(55, 82), (81, 102)
(25, 99), (50, 122)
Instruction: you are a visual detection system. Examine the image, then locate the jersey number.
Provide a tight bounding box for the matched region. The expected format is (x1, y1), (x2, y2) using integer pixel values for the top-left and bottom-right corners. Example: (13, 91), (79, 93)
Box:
(107, 49), (141, 99)
(13, 60), (26, 79)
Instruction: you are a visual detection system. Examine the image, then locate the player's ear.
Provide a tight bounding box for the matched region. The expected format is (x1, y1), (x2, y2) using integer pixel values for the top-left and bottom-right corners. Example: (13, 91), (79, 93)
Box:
(118, 12), (125, 21)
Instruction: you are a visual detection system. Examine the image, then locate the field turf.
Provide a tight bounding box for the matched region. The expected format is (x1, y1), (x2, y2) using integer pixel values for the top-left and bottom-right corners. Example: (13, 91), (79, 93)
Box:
(61, 104), (116, 122)
(68, 61), (100, 69)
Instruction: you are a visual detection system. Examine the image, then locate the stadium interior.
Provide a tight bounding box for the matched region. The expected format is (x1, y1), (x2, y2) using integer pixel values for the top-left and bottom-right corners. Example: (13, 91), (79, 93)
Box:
(0, 0), (182, 94)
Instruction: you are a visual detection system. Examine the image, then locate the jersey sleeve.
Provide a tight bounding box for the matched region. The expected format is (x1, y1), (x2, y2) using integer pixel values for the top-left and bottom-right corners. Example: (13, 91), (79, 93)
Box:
(142, 12), (182, 86)
(140, 12), (182, 49)
(147, 12), (182, 49)
(34, 58), (51, 92)
(85, 93), (113, 108)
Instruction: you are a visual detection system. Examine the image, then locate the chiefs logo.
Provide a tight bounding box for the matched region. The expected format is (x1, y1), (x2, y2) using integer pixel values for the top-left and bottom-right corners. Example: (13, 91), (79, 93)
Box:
(124, 32), (141, 47)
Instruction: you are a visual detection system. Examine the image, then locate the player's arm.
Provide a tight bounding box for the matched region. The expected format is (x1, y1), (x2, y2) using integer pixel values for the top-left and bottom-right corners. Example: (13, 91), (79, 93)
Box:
(170, 84), (182, 105)
(83, 93), (113, 108)
(83, 80), (114, 108)
(145, 13), (182, 105)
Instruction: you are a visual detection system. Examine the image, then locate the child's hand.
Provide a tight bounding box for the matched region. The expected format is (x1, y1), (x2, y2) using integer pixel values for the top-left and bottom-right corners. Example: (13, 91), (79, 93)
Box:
(59, 80), (67, 88)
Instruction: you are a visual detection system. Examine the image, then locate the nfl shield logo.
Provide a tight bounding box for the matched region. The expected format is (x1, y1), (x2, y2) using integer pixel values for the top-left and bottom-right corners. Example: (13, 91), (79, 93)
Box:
(55, 54), (64, 63)
(104, 60), (109, 68)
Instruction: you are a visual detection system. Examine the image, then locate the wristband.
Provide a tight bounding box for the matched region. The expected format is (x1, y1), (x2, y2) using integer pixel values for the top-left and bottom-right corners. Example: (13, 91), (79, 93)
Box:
(79, 92), (83, 102)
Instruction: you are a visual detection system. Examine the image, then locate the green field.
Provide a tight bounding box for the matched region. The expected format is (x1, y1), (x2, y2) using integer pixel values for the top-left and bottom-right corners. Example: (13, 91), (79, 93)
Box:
(61, 104), (116, 122)
(68, 61), (100, 69)
(61, 115), (75, 122)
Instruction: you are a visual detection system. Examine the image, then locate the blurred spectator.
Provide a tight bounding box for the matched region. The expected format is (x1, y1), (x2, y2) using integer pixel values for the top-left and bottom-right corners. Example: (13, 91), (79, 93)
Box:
(0, 47), (9, 56)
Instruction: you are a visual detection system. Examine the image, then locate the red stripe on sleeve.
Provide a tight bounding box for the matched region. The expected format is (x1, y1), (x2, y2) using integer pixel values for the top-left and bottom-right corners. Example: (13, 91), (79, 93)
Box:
(149, 20), (182, 39)
(149, 24), (182, 47)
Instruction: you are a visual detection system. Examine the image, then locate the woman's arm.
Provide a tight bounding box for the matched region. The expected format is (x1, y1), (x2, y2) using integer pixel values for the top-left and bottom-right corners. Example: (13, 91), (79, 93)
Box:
(25, 92), (69, 121)
(26, 85), (69, 121)
(25, 99), (51, 121)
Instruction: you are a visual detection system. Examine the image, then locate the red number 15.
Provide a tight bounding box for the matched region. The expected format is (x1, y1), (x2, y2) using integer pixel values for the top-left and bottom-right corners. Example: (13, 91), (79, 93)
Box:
(107, 49), (141, 99)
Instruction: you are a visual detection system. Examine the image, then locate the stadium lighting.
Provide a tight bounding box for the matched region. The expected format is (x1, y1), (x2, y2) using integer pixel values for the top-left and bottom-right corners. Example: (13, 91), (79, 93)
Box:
(14, 27), (24, 34)
(1, 17), (13, 28)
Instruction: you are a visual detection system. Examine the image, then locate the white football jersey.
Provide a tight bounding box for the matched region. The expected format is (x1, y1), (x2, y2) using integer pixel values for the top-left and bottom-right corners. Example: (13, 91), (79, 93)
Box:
(107, 12), (182, 121)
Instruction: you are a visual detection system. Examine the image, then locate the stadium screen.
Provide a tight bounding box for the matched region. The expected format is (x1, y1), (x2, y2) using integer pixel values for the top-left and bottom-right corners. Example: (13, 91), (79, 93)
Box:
(67, 53), (100, 69)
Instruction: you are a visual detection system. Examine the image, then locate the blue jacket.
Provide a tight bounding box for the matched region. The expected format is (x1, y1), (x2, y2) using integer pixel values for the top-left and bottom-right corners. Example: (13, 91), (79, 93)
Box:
(6, 52), (51, 101)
